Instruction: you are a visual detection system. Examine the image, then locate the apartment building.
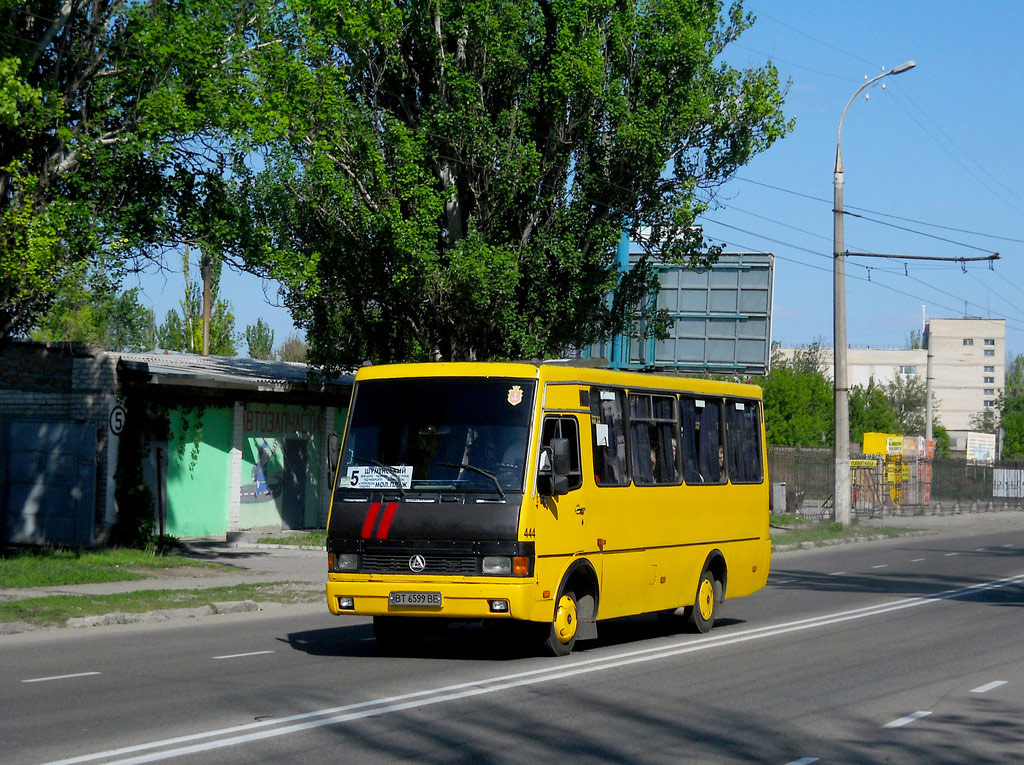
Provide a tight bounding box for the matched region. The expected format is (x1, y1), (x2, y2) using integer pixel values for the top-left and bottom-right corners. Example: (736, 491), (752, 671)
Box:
(778, 317), (1005, 451)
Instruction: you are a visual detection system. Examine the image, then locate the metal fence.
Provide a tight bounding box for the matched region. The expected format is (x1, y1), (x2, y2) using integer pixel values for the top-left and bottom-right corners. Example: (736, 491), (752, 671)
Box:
(768, 447), (1024, 520)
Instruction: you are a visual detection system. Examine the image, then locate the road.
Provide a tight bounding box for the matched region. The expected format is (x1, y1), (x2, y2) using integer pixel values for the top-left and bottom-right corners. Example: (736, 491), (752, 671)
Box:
(2, 528), (1022, 763)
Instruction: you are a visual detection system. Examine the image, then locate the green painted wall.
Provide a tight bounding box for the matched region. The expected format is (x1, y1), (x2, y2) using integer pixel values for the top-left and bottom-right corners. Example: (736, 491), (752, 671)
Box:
(165, 406), (233, 537)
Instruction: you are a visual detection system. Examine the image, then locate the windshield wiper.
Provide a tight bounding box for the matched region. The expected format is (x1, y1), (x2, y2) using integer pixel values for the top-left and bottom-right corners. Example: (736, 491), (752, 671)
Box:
(353, 455), (406, 496)
(440, 462), (506, 500)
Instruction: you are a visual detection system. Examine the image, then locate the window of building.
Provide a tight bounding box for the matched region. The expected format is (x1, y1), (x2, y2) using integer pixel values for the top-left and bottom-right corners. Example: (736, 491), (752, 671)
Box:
(985, 388), (995, 396)
(984, 400), (995, 408)
(628, 393), (680, 486)
(680, 397), (725, 485)
(985, 377), (995, 384)
(985, 349), (995, 357)
(540, 416), (583, 491)
(985, 339), (996, 346)
(898, 365), (917, 375)
(725, 400), (763, 484)
(985, 366), (995, 373)
(963, 338), (974, 346)
(590, 388), (628, 486)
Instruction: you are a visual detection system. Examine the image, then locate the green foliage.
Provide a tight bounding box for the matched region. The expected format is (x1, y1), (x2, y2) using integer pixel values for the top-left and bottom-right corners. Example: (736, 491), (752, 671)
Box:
(156, 251), (238, 355)
(245, 318), (275, 359)
(240, 0), (792, 370)
(761, 345), (833, 447)
(0, 546), (215, 589)
(849, 379), (899, 444)
(0, 1), (269, 341)
(932, 424), (951, 457)
(30, 265), (157, 351)
(883, 374), (929, 435)
(999, 354), (1024, 459)
(277, 334), (309, 363)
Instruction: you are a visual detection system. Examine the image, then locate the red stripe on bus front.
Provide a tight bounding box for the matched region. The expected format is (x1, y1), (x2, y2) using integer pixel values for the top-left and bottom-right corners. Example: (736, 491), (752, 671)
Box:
(376, 502), (399, 539)
(360, 503), (381, 539)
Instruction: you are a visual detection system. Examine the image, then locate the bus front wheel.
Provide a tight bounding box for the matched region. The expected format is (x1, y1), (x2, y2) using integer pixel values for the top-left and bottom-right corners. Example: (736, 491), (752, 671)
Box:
(543, 590), (579, 656)
(687, 570), (721, 634)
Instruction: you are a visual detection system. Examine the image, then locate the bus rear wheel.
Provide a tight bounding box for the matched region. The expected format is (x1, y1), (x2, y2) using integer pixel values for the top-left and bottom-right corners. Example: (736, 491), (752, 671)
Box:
(543, 590), (579, 656)
(687, 570), (721, 634)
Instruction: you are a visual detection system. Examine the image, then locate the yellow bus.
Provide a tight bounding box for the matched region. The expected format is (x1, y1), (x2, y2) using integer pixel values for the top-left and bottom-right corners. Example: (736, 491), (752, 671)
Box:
(325, 361), (770, 655)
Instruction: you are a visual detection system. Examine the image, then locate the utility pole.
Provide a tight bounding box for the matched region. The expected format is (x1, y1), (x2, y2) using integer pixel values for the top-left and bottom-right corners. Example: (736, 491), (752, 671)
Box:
(833, 60), (915, 525)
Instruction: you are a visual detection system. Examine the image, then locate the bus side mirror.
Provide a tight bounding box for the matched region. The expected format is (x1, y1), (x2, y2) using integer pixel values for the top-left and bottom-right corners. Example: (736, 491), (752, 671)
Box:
(537, 441), (570, 497)
(328, 432), (340, 471)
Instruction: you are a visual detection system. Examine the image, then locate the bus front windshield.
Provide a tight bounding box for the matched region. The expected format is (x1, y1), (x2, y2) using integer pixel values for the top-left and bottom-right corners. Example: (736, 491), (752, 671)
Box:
(339, 377), (536, 493)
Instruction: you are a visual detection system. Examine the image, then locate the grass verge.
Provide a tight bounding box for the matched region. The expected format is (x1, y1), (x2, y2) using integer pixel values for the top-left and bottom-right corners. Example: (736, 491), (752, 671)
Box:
(256, 531), (326, 547)
(0, 548), (226, 589)
(0, 582), (322, 626)
(770, 515), (913, 546)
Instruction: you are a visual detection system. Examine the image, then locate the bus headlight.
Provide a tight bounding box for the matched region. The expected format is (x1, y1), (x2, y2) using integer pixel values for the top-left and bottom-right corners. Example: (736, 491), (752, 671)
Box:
(329, 553), (359, 572)
(482, 556), (512, 575)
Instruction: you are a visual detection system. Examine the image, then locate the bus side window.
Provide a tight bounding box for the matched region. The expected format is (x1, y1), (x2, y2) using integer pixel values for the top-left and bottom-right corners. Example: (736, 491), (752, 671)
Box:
(541, 416), (583, 491)
(590, 388), (628, 486)
(680, 397), (726, 484)
(628, 393), (680, 486)
(726, 399), (764, 484)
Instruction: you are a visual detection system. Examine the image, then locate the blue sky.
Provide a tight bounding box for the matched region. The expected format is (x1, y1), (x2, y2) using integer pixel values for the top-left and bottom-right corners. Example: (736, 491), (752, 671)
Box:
(708, 1), (1024, 358)
(130, 1), (1024, 360)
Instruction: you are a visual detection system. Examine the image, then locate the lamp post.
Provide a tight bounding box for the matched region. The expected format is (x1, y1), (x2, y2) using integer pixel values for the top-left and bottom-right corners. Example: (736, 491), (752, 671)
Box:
(833, 60), (915, 525)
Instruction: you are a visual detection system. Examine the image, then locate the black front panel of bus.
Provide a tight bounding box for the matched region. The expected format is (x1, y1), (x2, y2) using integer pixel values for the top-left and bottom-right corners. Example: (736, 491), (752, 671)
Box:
(328, 492), (523, 543)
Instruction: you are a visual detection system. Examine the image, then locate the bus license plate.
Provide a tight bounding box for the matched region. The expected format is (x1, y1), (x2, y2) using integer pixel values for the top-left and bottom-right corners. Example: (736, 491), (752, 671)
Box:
(389, 591), (442, 607)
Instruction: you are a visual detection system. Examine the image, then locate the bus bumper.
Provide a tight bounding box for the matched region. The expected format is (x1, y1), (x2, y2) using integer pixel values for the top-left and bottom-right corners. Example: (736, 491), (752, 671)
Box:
(326, 576), (538, 621)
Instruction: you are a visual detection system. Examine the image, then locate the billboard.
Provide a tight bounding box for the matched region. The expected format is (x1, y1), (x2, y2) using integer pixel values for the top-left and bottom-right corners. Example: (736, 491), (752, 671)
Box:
(588, 252), (774, 376)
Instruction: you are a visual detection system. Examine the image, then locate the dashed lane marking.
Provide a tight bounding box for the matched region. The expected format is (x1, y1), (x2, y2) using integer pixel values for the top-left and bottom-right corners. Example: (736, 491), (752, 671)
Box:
(971, 680), (1008, 694)
(884, 711), (931, 729)
(212, 651), (275, 660)
(22, 672), (101, 684)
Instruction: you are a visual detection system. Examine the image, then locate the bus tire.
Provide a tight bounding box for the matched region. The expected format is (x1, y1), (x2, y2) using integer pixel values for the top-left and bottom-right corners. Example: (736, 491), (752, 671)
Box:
(543, 589), (579, 656)
(687, 570), (721, 634)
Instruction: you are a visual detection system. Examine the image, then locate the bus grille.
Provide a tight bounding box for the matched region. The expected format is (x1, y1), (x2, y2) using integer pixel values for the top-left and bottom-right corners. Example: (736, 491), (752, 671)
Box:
(361, 553), (478, 575)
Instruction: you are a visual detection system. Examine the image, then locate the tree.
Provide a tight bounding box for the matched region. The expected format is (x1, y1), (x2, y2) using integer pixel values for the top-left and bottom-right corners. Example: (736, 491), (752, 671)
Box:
(30, 261), (156, 351)
(241, 0), (791, 372)
(761, 345), (833, 447)
(156, 251), (237, 355)
(276, 334), (308, 363)
(848, 379), (899, 444)
(883, 374), (929, 435)
(999, 354), (1024, 459)
(1, 1), (270, 342)
(245, 319), (275, 360)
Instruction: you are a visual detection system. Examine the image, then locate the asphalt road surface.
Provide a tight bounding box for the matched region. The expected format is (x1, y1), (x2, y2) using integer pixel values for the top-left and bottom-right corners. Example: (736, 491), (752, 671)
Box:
(3, 528), (1022, 763)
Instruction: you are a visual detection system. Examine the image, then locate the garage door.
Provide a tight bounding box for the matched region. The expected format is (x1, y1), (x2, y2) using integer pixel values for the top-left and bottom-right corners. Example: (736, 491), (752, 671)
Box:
(5, 420), (96, 546)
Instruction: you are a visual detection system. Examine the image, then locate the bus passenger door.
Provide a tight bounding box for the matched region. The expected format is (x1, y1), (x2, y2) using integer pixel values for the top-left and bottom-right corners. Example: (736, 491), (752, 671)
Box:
(536, 414), (602, 586)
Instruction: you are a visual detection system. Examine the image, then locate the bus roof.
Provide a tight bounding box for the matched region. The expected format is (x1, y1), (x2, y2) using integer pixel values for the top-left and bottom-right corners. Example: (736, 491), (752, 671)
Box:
(352, 361), (763, 400)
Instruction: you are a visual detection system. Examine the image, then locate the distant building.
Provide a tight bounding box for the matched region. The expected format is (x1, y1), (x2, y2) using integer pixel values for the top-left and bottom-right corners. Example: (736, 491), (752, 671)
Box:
(778, 317), (1005, 451)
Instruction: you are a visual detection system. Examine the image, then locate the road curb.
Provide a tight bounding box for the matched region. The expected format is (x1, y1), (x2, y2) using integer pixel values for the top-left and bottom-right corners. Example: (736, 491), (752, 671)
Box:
(2, 600), (264, 635)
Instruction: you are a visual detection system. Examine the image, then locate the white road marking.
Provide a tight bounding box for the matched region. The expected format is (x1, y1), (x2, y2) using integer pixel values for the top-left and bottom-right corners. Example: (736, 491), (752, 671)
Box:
(212, 651), (275, 660)
(971, 680), (1008, 694)
(911, 558), (925, 562)
(829, 571), (846, 576)
(772, 579), (795, 585)
(884, 711), (931, 728)
(871, 564), (888, 569)
(975, 548), (987, 552)
(785, 758), (819, 765)
(944, 552), (959, 557)
(22, 672), (101, 684)
(46, 571), (1024, 765)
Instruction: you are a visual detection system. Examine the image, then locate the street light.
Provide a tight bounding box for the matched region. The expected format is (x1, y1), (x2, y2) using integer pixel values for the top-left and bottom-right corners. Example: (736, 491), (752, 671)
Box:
(833, 60), (915, 525)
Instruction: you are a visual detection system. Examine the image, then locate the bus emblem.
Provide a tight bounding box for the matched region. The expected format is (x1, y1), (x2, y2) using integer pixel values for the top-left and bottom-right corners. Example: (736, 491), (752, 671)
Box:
(409, 555), (426, 573)
(507, 385), (523, 406)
